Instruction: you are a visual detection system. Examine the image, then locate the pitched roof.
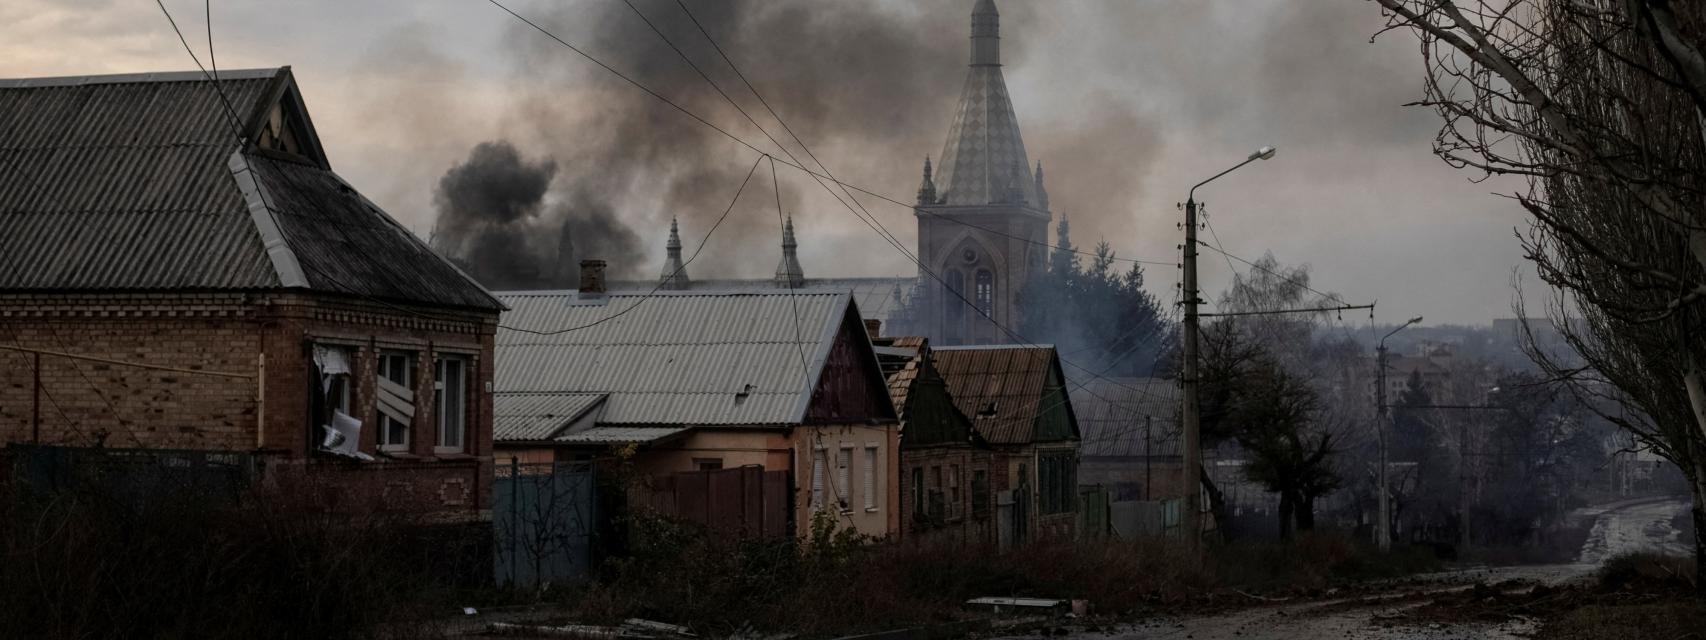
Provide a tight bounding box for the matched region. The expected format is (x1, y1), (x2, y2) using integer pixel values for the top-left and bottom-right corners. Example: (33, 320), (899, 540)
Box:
(0, 67), (501, 310)
(932, 344), (1074, 445)
(495, 289), (883, 426)
(1069, 377), (1181, 458)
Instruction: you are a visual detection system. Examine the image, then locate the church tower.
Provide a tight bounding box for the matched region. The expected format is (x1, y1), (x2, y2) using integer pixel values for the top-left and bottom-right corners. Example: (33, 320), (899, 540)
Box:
(914, 0), (1050, 345)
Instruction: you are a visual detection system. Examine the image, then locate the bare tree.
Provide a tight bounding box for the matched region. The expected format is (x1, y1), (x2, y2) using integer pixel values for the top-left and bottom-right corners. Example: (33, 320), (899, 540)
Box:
(1374, 0), (1706, 577)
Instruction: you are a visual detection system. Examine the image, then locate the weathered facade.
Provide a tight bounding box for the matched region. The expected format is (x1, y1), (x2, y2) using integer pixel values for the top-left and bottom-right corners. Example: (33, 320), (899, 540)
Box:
(0, 68), (504, 517)
(492, 284), (901, 538)
(873, 333), (999, 546)
(930, 345), (1080, 546)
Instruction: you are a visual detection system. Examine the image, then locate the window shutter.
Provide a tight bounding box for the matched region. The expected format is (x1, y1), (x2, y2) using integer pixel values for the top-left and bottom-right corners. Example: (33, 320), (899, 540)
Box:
(811, 449), (826, 510)
(836, 447), (852, 507)
(863, 446), (877, 510)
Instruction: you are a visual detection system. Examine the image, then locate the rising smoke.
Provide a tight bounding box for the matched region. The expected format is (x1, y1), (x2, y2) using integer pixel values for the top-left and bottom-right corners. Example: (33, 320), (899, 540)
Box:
(431, 140), (641, 289)
(429, 0), (1168, 284)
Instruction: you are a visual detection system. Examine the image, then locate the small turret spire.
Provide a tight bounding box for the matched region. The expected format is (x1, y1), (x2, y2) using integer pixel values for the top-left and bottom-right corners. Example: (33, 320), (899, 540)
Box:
(1034, 161), (1049, 211)
(659, 217), (690, 289)
(775, 216), (805, 287)
(917, 156), (938, 205)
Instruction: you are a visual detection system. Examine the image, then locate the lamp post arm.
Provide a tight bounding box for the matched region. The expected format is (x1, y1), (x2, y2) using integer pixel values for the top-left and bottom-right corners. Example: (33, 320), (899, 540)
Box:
(1188, 156), (1260, 204)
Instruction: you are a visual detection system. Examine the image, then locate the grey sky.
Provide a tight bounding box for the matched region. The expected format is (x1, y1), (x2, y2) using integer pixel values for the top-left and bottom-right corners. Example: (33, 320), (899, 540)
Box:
(0, 0), (1532, 325)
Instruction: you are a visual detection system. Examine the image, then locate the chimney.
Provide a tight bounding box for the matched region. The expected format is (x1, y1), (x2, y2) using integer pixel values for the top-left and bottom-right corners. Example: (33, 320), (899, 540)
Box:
(579, 259), (607, 295)
(864, 319), (882, 340)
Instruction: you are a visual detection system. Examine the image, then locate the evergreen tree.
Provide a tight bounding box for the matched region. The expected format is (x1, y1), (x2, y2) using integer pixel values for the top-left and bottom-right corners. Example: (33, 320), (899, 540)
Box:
(1018, 218), (1168, 377)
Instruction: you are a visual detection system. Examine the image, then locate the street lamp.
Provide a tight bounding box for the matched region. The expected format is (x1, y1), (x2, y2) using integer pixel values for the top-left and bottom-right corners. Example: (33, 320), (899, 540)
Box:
(1181, 145), (1278, 546)
(1375, 315), (1423, 552)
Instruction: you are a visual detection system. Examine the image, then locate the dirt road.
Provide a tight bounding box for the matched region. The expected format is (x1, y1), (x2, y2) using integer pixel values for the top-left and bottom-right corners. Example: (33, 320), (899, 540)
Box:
(1042, 497), (1692, 640)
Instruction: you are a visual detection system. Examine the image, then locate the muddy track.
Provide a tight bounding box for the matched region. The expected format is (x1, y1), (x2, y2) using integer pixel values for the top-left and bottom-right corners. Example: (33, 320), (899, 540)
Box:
(1032, 497), (1692, 640)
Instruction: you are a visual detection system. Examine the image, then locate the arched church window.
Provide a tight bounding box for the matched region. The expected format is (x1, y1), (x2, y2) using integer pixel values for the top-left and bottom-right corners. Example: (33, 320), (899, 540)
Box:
(975, 270), (994, 317)
(946, 269), (966, 326)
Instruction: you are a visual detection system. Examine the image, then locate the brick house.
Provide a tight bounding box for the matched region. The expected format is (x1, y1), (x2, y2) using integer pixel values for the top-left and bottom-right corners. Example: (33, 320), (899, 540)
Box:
(0, 68), (504, 517)
(491, 278), (900, 538)
(872, 333), (999, 546)
(930, 345), (1081, 547)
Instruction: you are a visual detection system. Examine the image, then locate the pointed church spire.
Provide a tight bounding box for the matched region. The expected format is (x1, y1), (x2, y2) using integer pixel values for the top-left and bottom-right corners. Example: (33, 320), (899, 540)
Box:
(1004, 160), (1027, 204)
(775, 216), (805, 287)
(917, 156), (938, 205)
(659, 217), (690, 289)
(932, 0), (1036, 207)
(1034, 161), (1049, 211)
(971, 0), (1000, 66)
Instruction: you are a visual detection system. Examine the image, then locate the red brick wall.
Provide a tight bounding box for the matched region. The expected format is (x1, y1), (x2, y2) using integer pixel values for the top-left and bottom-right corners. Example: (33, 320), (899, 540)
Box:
(0, 291), (498, 517)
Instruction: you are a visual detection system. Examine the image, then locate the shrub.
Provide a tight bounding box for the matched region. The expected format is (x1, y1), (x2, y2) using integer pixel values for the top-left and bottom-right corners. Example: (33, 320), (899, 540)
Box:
(0, 475), (471, 639)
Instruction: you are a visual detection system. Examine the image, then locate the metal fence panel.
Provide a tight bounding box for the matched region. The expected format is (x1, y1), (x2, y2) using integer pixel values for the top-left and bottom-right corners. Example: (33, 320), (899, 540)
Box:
(494, 461), (598, 588)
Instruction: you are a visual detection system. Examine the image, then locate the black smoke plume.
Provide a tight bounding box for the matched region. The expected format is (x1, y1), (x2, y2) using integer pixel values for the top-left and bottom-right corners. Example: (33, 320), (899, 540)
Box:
(432, 140), (641, 289)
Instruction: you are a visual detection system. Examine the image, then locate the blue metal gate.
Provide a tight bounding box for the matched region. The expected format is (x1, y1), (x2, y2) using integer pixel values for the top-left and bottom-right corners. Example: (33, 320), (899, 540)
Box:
(494, 461), (597, 588)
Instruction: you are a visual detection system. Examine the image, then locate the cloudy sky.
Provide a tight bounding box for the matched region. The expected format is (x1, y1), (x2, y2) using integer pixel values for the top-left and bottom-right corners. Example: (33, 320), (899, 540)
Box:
(1, 0), (1532, 325)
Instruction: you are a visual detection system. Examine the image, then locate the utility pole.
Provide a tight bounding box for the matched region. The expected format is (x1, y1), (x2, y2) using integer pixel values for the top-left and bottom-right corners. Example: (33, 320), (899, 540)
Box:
(1182, 195), (1203, 542)
(1375, 343), (1390, 552)
(1375, 316), (1422, 553)
(1180, 146), (1276, 547)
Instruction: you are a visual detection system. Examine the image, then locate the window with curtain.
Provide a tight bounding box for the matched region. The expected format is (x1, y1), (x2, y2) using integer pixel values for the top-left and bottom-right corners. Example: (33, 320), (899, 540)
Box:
(863, 446), (878, 511)
(811, 448), (827, 511)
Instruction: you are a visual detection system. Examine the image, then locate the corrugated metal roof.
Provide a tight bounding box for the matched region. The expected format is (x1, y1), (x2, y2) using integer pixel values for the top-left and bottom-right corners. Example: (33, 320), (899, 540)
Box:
(0, 72), (278, 289)
(932, 345), (1064, 444)
(1069, 377), (1181, 458)
(0, 67), (502, 310)
(493, 392), (607, 441)
(494, 289), (852, 426)
(552, 426), (687, 445)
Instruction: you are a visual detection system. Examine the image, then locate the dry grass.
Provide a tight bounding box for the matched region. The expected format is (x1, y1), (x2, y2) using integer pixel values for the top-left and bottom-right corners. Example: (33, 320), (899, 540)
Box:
(563, 518), (1439, 637)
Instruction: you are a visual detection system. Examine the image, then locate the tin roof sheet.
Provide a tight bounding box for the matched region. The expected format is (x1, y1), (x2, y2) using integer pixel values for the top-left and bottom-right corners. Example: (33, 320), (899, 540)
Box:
(552, 426), (687, 445)
(1069, 377), (1181, 458)
(494, 289), (853, 426)
(493, 392), (607, 441)
(0, 68), (500, 310)
(0, 71), (277, 289)
(931, 345), (1061, 444)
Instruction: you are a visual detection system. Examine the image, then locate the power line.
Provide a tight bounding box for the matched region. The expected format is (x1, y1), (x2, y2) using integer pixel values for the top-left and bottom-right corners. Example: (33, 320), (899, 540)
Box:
(486, 0), (1171, 268)
(502, 155), (766, 336)
(1201, 304), (1376, 319)
(585, 0), (1168, 406)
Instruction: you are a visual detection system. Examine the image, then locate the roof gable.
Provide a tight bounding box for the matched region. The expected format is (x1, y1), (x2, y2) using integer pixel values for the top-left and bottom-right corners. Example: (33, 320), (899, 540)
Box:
(932, 345), (1076, 445)
(891, 348), (980, 449)
(802, 303), (899, 425)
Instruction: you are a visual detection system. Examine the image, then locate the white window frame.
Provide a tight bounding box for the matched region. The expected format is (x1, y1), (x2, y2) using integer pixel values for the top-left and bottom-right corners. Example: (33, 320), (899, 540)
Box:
(811, 448), (827, 511)
(836, 446), (853, 512)
(376, 350), (414, 452)
(863, 444), (879, 512)
(433, 355), (467, 454)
